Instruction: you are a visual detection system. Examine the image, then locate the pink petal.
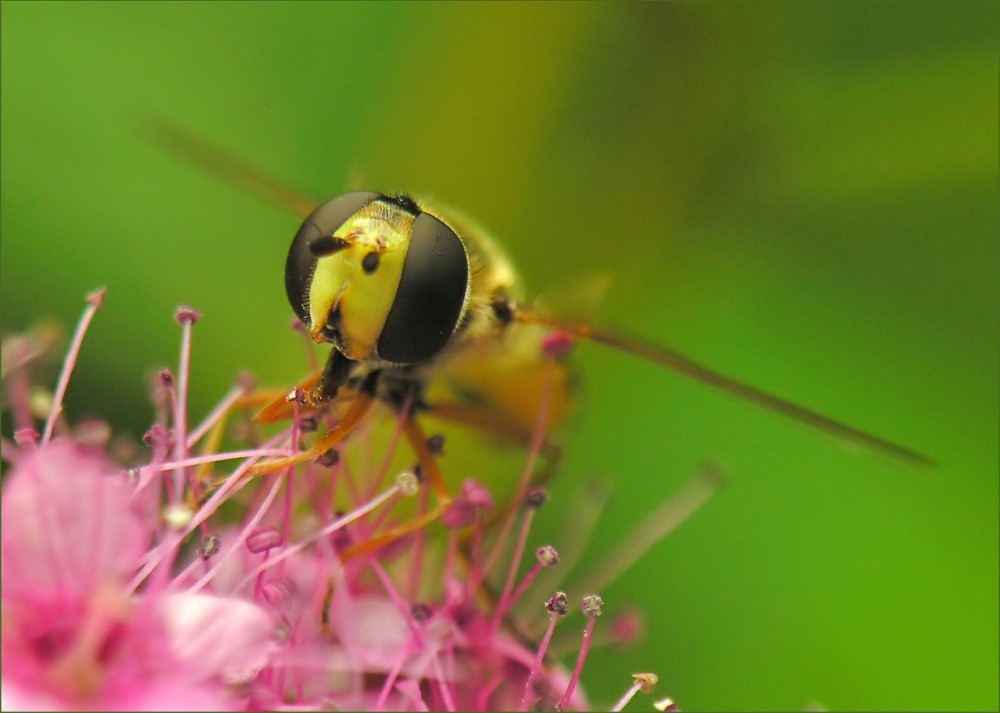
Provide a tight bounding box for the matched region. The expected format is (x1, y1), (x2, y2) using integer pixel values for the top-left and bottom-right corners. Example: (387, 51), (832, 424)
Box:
(0, 678), (65, 711)
(329, 592), (411, 671)
(158, 592), (275, 682)
(1, 440), (146, 606)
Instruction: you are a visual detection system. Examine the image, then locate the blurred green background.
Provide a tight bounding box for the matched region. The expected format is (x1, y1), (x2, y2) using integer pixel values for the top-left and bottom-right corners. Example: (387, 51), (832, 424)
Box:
(2, 2), (996, 710)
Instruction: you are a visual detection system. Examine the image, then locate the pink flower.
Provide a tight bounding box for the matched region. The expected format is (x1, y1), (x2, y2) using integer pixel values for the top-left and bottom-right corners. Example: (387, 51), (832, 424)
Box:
(1, 439), (274, 710)
(1, 292), (717, 711)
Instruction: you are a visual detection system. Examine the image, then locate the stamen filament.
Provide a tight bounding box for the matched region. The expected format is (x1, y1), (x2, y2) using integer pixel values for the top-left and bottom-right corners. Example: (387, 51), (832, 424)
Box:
(520, 591), (567, 711)
(559, 596), (600, 711)
(610, 674), (658, 712)
(185, 381), (248, 448)
(172, 307), (200, 502)
(237, 483), (402, 586)
(490, 503), (538, 635)
(41, 287), (105, 444)
(187, 472), (284, 594)
(508, 560), (544, 612)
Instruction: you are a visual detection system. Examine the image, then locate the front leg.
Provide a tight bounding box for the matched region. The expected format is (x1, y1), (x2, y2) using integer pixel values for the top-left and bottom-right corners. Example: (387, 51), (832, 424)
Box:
(309, 348), (354, 405)
(247, 369), (381, 477)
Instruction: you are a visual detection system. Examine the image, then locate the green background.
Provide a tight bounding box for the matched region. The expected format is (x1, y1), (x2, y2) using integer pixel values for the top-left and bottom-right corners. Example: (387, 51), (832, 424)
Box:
(2, 2), (996, 710)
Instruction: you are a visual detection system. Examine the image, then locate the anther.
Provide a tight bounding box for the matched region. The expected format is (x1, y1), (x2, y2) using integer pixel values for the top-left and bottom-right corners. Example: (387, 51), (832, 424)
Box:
(536, 545), (560, 568)
(174, 306), (201, 325)
(632, 673), (658, 694)
(442, 498), (477, 529)
(541, 330), (575, 359)
(86, 287), (107, 307)
(198, 534), (222, 559)
(545, 591), (569, 616)
(246, 526), (283, 554)
(299, 417), (318, 433)
(581, 594), (604, 617)
(525, 487), (547, 509)
(426, 433), (446, 455)
(461, 479), (494, 510)
(316, 449), (339, 467)
(13, 428), (38, 448)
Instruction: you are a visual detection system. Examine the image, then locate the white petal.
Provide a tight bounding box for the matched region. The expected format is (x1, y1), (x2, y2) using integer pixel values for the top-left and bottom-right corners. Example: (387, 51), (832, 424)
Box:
(158, 592), (275, 680)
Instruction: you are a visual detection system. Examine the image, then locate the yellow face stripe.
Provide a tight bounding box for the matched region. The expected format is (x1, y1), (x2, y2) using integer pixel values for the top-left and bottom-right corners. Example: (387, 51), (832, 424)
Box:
(308, 201), (414, 360)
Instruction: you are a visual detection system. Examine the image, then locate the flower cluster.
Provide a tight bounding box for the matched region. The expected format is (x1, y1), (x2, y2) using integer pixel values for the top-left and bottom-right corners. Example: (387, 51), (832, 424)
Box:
(1, 290), (718, 711)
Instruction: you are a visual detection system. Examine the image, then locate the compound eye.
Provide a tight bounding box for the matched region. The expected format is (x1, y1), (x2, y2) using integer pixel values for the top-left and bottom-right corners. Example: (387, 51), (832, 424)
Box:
(376, 212), (469, 364)
(284, 192), (378, 325)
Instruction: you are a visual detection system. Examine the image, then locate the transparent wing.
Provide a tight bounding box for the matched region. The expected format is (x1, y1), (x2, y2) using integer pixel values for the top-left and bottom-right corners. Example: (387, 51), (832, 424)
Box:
(139, 116), (317, 218)
(516, 307), (935, 469)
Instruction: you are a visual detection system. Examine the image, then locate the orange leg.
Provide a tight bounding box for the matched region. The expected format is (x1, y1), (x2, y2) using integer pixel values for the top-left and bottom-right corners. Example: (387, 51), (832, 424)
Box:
(188, 384), (301, 503)
(246, 387), (376, 476)
(252, 371), (322, 424)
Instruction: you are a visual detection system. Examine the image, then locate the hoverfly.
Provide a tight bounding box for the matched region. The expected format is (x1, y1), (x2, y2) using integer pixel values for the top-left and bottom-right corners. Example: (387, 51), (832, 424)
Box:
(148, 120), (932, 485)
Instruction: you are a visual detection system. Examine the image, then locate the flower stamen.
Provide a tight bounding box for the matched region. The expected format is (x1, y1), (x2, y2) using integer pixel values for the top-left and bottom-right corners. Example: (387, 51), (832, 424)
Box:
(490, 488), (546, 636)
(520, 591), (569, 711)
(559, 594), (603, 711)
(171, 306), (201, 503)
(41, 287), (105, 444)
(610, 672), (659, 712)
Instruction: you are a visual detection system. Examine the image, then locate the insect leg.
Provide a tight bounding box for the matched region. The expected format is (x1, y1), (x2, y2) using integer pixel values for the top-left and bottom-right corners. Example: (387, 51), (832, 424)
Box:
(309, 349), (354, 405)
(253, 372), (322, 424)
(247, 370), (379, 477)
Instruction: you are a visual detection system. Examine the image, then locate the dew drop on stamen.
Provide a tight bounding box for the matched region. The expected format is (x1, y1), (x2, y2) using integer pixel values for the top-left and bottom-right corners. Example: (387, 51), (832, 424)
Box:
(396, 470), (420, 497)
(28, 387), (53, 419)
(163, 503), (194, 529)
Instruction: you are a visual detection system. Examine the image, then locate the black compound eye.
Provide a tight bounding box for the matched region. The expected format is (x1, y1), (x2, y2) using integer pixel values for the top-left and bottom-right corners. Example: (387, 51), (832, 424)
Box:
(284, 192), (378, 325)
(376, 212), (469, 364)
